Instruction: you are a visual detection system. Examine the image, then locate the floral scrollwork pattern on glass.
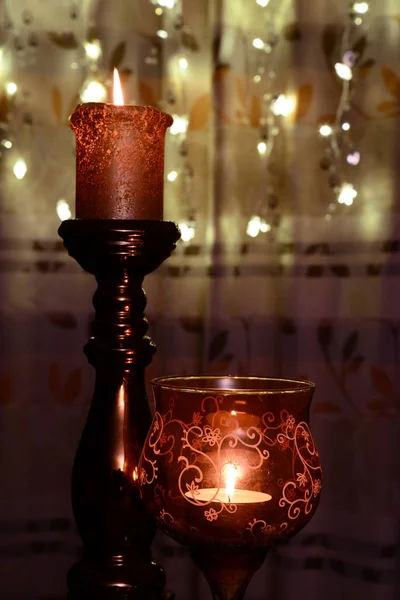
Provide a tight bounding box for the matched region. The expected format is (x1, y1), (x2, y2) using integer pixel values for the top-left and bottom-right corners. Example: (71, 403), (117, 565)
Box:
(140, 392), (322, 543)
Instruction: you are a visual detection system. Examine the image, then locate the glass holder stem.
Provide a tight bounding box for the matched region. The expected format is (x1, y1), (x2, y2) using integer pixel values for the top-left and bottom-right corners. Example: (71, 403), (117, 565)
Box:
(192, 548), (267, 600)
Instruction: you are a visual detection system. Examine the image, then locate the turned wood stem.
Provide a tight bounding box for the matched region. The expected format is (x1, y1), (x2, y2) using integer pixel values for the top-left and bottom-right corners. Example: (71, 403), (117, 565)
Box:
(59, 219), (180, 600)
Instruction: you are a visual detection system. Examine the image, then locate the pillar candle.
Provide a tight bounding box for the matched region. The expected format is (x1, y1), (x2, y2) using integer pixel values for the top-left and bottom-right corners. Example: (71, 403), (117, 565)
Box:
(70, 100), (172, 220)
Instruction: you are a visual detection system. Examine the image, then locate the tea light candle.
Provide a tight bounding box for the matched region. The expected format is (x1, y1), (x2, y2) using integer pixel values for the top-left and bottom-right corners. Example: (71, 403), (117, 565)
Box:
(70, 69), (173, 220)
(184, 464), (272, 504)
(185, 488), (272, 504)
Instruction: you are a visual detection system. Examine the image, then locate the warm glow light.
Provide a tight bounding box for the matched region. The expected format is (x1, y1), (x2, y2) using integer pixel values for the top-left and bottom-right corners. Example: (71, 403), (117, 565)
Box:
(56, 199), (72, 221)
(155, 7), (163, 14)
(6, 82), (17, 95)
(342, 122), (351, 131)
(343, 51), (356, 67)
(113, 68), (124, 105)
(271, 94), (295, 117)
(247, 215), (271, 237)
(354, 16), (363, 25)
(1, 139), (12, 149)
(178, 57), (188, 70)
(13, 158), (27, 180)
(179, 221), (196, 242)
(260, 219), (271, 233)
(335, 62), (353, 81)
(257, 141), (267, 155)
(338, 182), (357, 206)
(353, 1), (368, 13)
(84, 39), (102, 61)
(170, 114), (188, 135)
(253, 74), (261, 83)
(157, 29), (168, 39)
(225, 464), (237, 503)
(80, 79), (107, 103)
(231, 410), (237, 416)
(256, 0), (270, 5)
(319, 124), (332, 136)
(167, 170), (178, 182)
(347, 150), (360, 165)
(252, 38), (264, 49)
(133, 467), (138, 481)
(247, 215), (261, 237)
(158, 0), (175, 7)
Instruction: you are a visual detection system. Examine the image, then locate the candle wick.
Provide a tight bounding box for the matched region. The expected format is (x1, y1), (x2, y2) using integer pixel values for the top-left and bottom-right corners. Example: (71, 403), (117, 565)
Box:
(228, 495), (231, 504)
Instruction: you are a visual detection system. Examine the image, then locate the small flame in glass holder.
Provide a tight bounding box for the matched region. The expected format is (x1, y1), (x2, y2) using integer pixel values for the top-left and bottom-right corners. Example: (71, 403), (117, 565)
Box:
(225, 463), (236, 503)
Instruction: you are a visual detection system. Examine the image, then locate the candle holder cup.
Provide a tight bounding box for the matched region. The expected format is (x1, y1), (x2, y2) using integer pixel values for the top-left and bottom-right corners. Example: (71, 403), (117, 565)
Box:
(59, 219), (180, 600)
(139, 376), (322, 600)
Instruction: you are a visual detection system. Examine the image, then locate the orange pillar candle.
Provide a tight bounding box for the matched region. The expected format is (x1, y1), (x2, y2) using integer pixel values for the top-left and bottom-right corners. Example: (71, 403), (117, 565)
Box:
(70, 69), (172, 220)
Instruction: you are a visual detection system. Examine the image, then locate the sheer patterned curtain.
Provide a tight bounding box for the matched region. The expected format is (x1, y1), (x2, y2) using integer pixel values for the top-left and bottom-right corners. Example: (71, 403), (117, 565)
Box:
(0, 1), (399, 599)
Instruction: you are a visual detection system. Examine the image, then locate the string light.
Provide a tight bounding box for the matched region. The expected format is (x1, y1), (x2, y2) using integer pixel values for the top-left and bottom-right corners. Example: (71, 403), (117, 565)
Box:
(247, 216), (262, 238)
(179, 220), (196, 242)
(260, 219), (271, 233)
(167, 170), (178, 181)
(83, 40), (102, 61)
(246, 215), (271, 238)
(337, 182), (357, 205)
(157, 30), (168, 39)
(246, 0), (285, 238)
(346, 150), (360, 165)
(154, 0), (197, 244)
(170, 114), (188, 135)
(270, 94), (295, 117)
(252, 38), (265, 50)
(56, 199), (72, 221)
(257, 141), (267, 155)
(6, 82), (17, 95)
(319, 124), (332, 137)
(334, 62), (353, 80)
(318, 3), (370, 215)
(1, 140), (12, 149)
(13, 158), (27, 180)
(80, 78), (107, 103)
(157, 0), (175, 7)
(352, 2), (368, 14)
(78, 28), (106, 109)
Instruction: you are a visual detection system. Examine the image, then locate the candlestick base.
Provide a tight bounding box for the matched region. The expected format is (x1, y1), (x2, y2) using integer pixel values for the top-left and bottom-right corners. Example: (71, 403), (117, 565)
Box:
(59, 219), (180, 600)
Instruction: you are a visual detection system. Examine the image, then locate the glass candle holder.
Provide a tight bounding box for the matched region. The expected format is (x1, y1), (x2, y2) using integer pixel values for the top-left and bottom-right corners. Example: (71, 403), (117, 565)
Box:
(139, 376), (322, 600)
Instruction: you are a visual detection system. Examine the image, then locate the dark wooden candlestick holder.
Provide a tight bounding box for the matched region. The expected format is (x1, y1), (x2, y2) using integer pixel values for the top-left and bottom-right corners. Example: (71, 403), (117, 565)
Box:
(58, 219), (180, 600)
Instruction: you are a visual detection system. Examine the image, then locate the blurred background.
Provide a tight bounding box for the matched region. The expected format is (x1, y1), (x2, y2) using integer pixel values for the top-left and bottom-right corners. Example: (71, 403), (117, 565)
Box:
(0, 0), (400, 598)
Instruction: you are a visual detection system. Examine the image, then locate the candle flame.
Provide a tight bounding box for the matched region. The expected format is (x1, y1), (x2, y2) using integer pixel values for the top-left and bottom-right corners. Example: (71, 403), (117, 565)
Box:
(133, 467), (138, 482)
(225, 463), (236, 503)
(113, 68), (124, 105)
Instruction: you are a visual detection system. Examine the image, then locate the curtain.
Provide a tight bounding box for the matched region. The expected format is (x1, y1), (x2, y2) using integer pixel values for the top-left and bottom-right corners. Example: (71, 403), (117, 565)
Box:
(0, 0), (399, 599)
